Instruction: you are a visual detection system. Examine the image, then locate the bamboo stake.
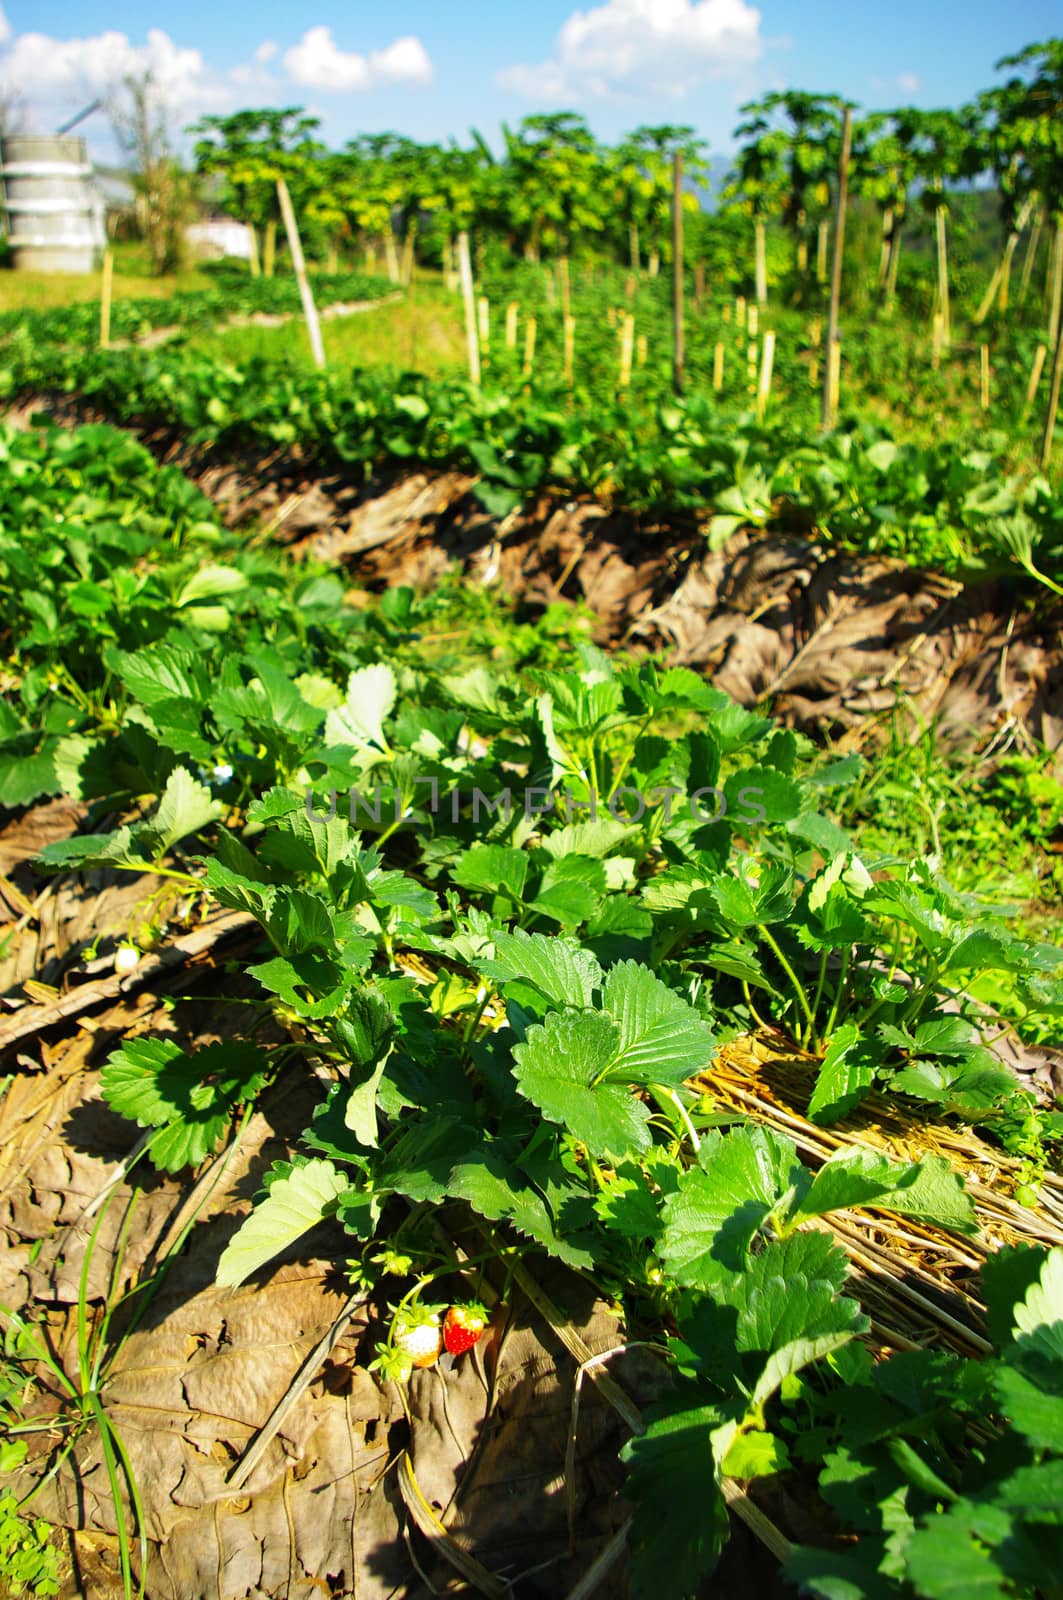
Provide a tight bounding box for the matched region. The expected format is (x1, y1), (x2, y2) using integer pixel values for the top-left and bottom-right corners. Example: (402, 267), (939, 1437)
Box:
(694, 262), (705, 308)
(477, 296), (490, 348)
(248, 225), (260, 278)
(384, 232), (400, 285)
(748, 303), (759, 339)
(713, 341), (725, 391)
(563, 314), (575, 386)
(456, 230), (481, 386)
(827, 338), (841, 424)
(1049, 217), (1063, 351)
(754, 216), (767, 305)
(505, 301), (519, 349)
(979, 344), (990, 412)
(1018, 206), (1043, 305)
(624, 273), (636, 300)
(276, 178), (325, 369)
(263, 218), (276, 278)
(99, 248), (113, 350)
(935, 199), (951, 348)
(522, 315), (536, 378)
(672, 149), (685, 395)
(735, 295), (746, 330)
(821, 107), (852, 431)
(1041, 311), (1063, 470)
(559, 254), (571, 323)
(816, 218), (829, 284)
(931, 311), (944, 370)
(723, 303), (732, 324)
(401, 223), (416, 285)
(648, 249), (660, 278)
(757, 330), (776, 420)
(1023, 343), (1048, 416)
(619, 313), (635, 390)
(747, 338), (759, 392)
(636, 333), (647, 367)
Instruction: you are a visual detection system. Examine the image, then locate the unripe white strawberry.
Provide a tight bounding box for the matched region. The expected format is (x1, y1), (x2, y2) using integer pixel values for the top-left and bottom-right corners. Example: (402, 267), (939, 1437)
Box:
(392, 1309), (442, 1370)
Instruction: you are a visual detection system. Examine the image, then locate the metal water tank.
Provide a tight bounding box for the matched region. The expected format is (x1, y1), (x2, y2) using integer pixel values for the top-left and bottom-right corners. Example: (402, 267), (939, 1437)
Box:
(1, 135), (103, 273)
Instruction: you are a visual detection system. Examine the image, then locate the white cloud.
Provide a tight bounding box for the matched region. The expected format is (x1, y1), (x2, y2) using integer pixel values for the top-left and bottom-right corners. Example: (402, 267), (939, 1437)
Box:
(283, 26), (432, 93)
(896, 70), (920, 93)
(254, 40), (279, 65)
(0, 8), (11, 47)
(498, 0), (763, 101)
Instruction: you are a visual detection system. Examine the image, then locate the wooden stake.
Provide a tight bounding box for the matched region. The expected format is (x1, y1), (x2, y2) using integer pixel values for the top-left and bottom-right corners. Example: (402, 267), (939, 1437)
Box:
(636, 333), (647, 367)
(619, 313), (635, 390)
(648, 249), (660, 279)
(736, 295), (746, 330)
(672, 149), (685, 395)
(757, 329), (776, 420)
(522, 315), (537, 378)
(979, 344), (990, 412)
(384, 232), (400, 285)
(563, 314), (575, 386)
(505, 301), (519, 349)
(816, 218), (829, 284)
(477, 296), (490, 348)
(713, 341), (725, 392)
(559, 255), (571, 322)
(1024, 343), (1048, 416)
(263, 219), (276, 278)
(821, 107), (852, 431)
(276, 177), (325, 370)
(694, 262), (705, 308)
(456, 230), (481, 386)
(99, 247), (113, 350)
(748, 304), (759, 339)
(1041, 311), (1063, 470)
(248, 225), (261, 278)
(810, 316), (822, 347)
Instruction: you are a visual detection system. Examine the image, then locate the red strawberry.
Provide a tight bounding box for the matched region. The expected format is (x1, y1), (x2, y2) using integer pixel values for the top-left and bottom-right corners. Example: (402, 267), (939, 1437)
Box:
(443, 1303), (488, 1356)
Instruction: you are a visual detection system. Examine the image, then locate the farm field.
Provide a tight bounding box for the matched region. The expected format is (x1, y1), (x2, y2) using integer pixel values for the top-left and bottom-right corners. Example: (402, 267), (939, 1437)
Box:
(1, 32), (1063, 1600)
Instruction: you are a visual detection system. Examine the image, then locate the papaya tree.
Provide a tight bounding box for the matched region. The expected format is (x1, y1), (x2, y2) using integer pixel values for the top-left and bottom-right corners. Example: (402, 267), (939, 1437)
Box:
(890, 106), (979, 343)
(851, 112), (920, 311)
(609, 125), (708, 275)
(723, 121), (787, 303)
(733, 91), (846, 294)
(190, 107), (324, 258)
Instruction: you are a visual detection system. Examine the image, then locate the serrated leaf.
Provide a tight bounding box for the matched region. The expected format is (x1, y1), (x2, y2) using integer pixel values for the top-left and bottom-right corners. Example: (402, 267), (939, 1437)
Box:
(480, 928), (603, 1008)
(601, 961), (716, 1085)
(795, 1147), (977, 1235)
(512, 1009), (653, 1158)
(216, 1159), (349, 1287)
(808, 1024), (875, 1125)
(660, 1126), (804, 1288)
(621, 1402), (730, 1600)
(101, 1038), (268, 1173)
(445, 1145), (595, 1268)
(141, 766), (223, 856)
(453, 843), (528, 901)
(325, 663), (396, 749)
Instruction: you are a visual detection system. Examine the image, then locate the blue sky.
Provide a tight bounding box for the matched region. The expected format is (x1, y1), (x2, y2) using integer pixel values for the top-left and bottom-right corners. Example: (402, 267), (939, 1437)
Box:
(4, 1), (1059, 162)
